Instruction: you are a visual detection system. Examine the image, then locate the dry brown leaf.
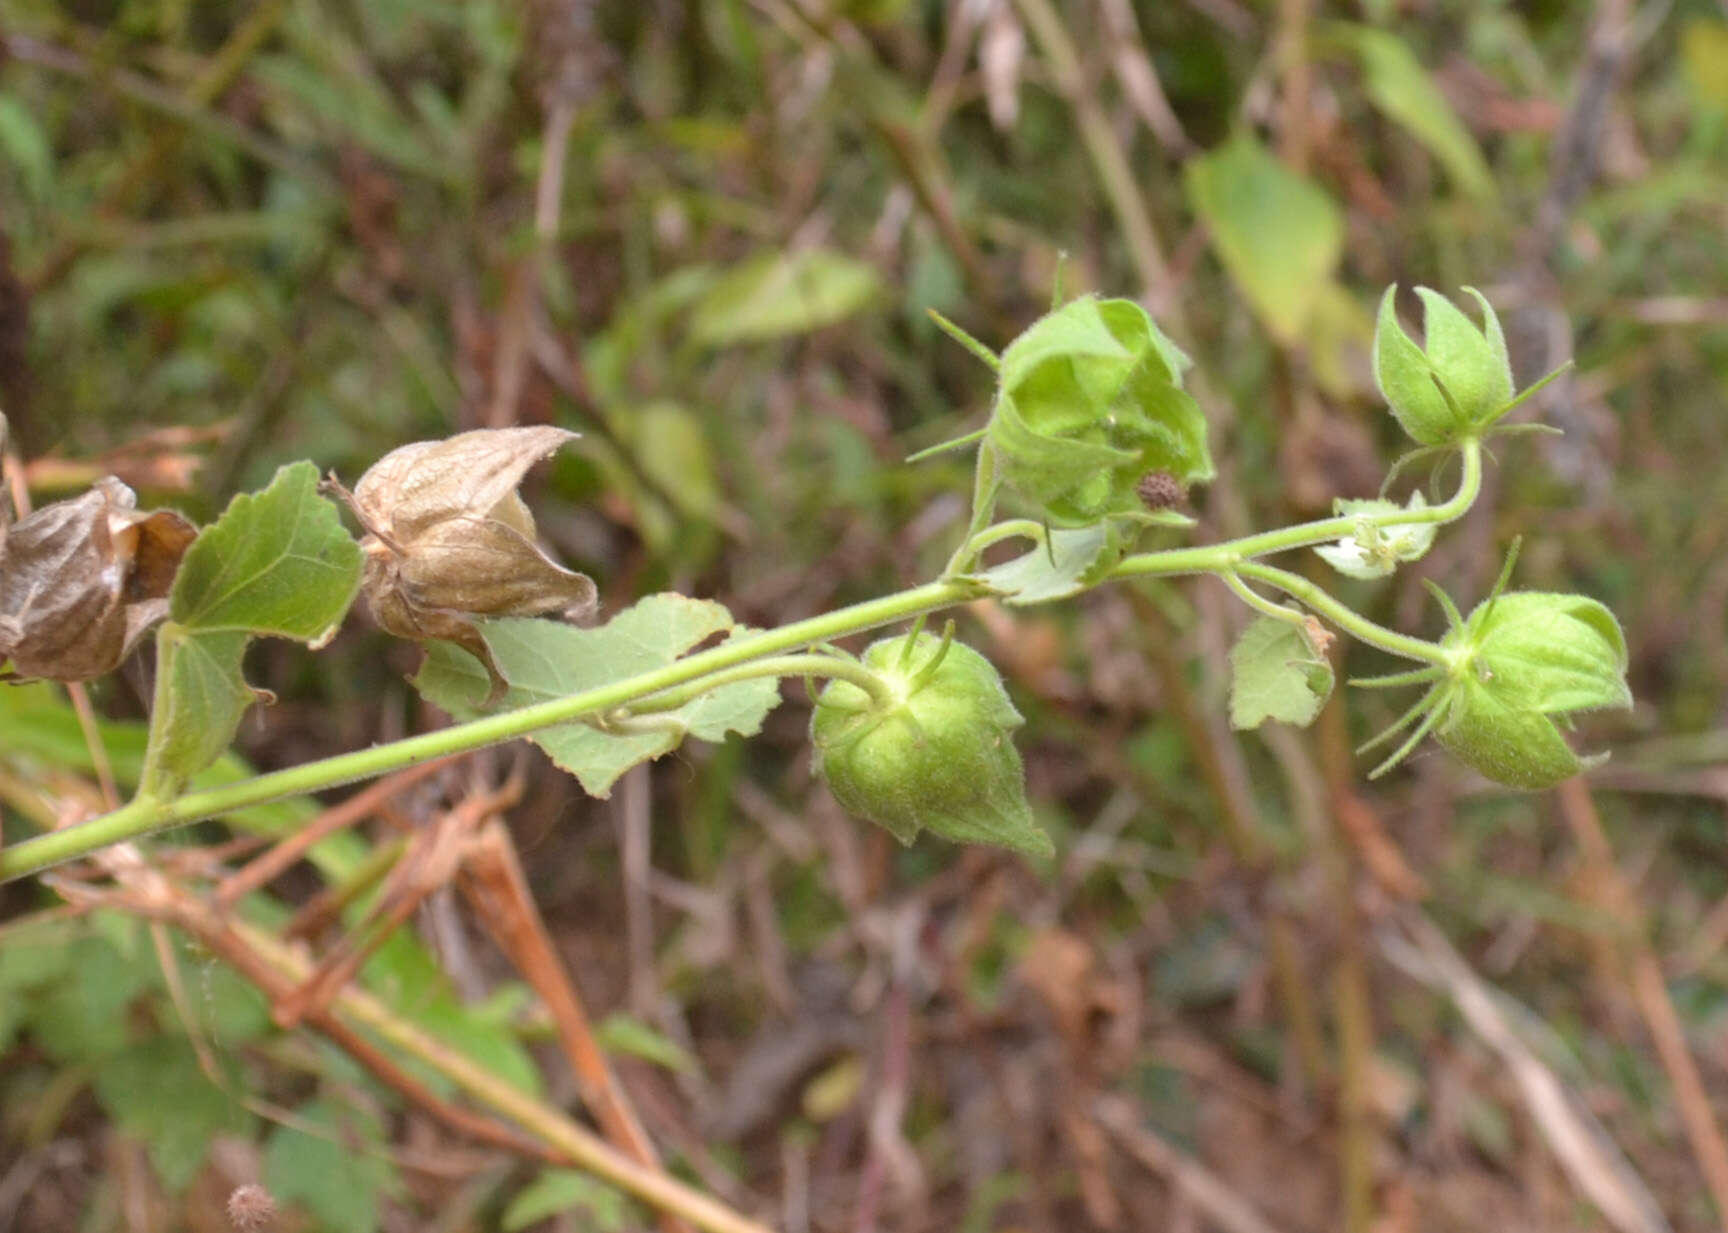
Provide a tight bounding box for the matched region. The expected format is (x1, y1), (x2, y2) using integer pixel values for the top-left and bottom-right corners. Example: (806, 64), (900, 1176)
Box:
(334, 426), (597, 697)
(0, 476), (197, 681)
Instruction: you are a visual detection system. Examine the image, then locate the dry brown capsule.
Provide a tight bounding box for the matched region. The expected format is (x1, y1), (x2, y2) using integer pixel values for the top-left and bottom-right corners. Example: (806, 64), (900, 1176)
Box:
(0, 476), (197, 681)
(332, 426), (597, 697)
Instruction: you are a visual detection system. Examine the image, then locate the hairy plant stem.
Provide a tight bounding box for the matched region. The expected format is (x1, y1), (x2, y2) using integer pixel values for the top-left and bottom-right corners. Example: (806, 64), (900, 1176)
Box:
(0, 445), (1481, 882)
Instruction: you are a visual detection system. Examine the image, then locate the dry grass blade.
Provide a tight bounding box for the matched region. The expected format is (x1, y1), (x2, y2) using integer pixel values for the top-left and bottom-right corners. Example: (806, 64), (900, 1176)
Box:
(1376, 906), (1673, 1233)
(1094, 1095), (1288, 1233)
(1557, 777), (1728, 1230)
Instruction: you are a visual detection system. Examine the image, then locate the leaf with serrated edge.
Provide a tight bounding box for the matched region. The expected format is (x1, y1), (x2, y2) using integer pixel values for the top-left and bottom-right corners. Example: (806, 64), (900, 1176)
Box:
(413, 594), (781, 798)
(171, 460), (363, 641)
(1229, 612), (1335, 730)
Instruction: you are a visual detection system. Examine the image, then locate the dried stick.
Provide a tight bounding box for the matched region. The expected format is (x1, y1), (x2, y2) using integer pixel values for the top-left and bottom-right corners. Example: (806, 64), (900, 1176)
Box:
(215, 756), (455, 908)
(458, 820), (690, 1233)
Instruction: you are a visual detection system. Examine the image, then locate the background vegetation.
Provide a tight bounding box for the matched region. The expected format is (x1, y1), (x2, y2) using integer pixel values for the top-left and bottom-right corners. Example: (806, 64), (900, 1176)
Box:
(2, 1), (1726, 1231)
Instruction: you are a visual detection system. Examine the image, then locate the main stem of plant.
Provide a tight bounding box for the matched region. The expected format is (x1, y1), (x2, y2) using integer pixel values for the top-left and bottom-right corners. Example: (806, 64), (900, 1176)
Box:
(0, 443), (1481, 883)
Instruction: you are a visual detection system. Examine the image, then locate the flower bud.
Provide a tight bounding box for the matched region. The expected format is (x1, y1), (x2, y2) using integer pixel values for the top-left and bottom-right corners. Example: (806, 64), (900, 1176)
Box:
(810, 633), (1050, 856)
(1374, 286), (1514, 446)
(1435, 591), (1631, 789)
(986, 297), (1212, 524)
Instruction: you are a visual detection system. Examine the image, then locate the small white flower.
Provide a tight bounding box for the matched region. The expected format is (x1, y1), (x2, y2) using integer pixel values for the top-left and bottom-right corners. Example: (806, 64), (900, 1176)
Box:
(1315, 493), (1435, 580)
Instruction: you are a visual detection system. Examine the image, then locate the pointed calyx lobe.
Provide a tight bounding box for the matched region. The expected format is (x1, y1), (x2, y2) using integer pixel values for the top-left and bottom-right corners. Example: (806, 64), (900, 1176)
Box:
(0, 476), (196, 681)
(1373, 285), (1517, 446)
(331, 426), (597, 694)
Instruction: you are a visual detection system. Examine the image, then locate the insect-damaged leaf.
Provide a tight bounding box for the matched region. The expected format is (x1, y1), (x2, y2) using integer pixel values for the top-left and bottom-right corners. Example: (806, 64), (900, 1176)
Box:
(0, 476), (196, 681)
(1228, 612), (1335, 730)
(412, 595), (781, 798)
(335, 426), (597, 698)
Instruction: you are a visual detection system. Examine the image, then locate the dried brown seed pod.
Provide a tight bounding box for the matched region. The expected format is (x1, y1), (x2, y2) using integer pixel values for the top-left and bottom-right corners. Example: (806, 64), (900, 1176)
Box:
(333, 426), (597, 698)
(0, 476), (197, 681)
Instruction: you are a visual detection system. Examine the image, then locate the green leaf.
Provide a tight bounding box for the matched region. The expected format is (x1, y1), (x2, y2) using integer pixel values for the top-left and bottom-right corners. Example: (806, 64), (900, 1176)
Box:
(171, 461), (363, 639)
(265, 1099), (400, 1233)
(413, 594), (781, 797)
(595, 1012), (698, 1073)
(1184, 135), (1343, 343)
(0, 97), (53, 201)
(503, 1170), (631, 1233)
(689, 248), (880, 345)
(30, 931), (156, 1062)
(144, 627), (253, 791)
(1683, 20), (1728, 107)
(1327, 24), (1492, 198)
(1228, 613), (1335, 730)
(146, 463), (363, 790)
(94, 1037), (248, 1191)
(977, 523), (1125, 604)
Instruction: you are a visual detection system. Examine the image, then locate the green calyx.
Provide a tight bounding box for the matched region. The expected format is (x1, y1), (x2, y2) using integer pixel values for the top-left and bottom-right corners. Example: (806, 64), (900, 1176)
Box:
(809, 631), (1051, 856)
(1374, 285), (1517, 447)
(1359, 571), (1631, 788)
(983, 296), (1214, 525)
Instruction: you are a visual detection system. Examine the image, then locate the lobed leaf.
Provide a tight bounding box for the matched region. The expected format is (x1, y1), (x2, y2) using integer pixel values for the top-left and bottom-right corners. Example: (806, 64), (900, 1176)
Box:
(413, 594), (782, 798)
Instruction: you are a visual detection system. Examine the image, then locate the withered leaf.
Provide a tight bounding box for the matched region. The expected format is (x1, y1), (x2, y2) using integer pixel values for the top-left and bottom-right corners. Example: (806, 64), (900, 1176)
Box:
(0, 477), (198, 681)
(338, 426), (597, 697)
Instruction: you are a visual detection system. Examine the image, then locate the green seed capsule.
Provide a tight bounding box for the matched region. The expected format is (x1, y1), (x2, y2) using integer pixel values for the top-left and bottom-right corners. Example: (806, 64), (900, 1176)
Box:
(1434, 591), (1631, 789)
(809, 633), (1051, 856)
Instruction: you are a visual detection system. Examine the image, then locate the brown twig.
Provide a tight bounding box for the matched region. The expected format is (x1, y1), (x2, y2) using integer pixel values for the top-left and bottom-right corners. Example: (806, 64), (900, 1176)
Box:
(214, 756), (455, 909)
(458, 819), (690, 1233)
(271, 779), (505, 1029)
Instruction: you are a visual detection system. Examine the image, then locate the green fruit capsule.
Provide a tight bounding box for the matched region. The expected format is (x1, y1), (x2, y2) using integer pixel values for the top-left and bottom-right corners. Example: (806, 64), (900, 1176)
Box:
(1435, 591), (1632, 789)
(809, 633), (1051, 856)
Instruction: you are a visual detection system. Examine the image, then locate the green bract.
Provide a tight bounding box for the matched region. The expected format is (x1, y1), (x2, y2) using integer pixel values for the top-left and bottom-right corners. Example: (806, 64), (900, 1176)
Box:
(1373, 285), (1514, 445)
(809, 632), (1050, 856)
(987, 297), (1213, 525)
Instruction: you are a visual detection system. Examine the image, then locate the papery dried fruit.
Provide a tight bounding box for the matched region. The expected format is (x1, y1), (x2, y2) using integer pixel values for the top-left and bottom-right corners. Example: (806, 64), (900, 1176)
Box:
(335, 426), (597, 696)
(0, 476), (197, 681)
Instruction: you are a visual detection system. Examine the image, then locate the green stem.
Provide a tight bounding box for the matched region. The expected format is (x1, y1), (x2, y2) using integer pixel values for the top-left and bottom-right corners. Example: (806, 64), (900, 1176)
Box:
(1236, 562), (1449, 666)
(1220, 571), (1307, 626)
(0, 446), (1483, 883)
(622, 653), (893, 716)
(0, 579), (983, 883)
(1119, 440), (1483, 574)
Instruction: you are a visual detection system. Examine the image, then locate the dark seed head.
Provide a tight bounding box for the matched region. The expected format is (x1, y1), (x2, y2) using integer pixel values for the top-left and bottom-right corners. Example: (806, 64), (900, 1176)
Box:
(1136, 471), (1187, 511)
